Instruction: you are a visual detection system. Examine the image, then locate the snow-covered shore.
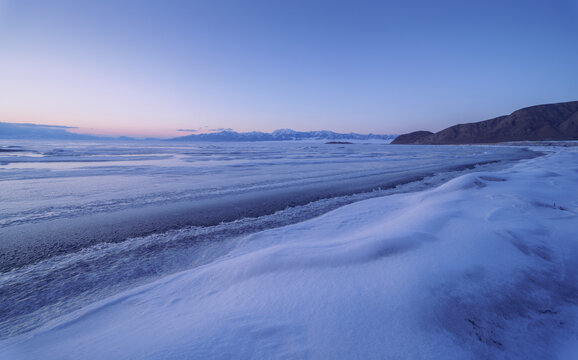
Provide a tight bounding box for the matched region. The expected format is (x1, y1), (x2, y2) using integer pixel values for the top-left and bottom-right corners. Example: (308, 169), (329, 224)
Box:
(2, 146), (577, 359)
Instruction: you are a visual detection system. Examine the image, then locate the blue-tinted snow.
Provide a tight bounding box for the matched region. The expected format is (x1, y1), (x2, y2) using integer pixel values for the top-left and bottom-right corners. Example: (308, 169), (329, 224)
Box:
(2, 140), (564, 358)
(1, 145), (577, 358)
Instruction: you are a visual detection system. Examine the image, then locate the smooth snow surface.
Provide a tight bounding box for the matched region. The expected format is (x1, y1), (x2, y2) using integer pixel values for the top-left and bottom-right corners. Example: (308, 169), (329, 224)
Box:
(0, 141), (534, 337)
(1, 146), (577, 359)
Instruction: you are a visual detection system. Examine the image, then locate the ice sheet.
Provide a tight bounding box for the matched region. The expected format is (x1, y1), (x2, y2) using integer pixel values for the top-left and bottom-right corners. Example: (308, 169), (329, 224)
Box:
(0, 140), (538, 340)
(1, 145), (576, 359)
(0, 140), (534, 227)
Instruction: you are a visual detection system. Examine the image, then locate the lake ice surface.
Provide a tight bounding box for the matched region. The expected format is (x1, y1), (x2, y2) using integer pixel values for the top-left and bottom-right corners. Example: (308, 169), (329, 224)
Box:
(0, 140), (533, 228)
(0, 140), (549, 354)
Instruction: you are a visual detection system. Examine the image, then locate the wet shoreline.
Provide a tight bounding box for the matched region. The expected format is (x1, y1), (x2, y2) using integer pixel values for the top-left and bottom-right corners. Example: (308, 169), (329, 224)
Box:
(0, 148), (538, 272)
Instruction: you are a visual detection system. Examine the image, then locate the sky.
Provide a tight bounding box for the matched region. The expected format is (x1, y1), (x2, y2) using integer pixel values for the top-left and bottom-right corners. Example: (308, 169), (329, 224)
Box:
(0, 0), (577, 138)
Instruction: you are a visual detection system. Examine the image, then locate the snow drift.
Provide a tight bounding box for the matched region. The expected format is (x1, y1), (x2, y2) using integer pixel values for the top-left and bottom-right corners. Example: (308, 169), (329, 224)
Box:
(1, 146), (577, 359)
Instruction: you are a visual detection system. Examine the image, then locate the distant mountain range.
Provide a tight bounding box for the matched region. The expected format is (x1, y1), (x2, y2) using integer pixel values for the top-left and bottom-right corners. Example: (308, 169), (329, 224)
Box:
(170, 129), (397, 142)
(6, 100), (577, 145)
(0, 122), (396, 142)
(392, 100), (578, 144)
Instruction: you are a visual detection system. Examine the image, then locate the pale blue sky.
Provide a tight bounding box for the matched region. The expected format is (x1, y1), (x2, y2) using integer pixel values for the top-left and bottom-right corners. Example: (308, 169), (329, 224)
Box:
(0, 0), (577, 137)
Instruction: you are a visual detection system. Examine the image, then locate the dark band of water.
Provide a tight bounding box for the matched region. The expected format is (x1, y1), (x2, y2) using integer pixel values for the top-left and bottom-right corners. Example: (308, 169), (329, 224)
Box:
(0, 148), (537, 272)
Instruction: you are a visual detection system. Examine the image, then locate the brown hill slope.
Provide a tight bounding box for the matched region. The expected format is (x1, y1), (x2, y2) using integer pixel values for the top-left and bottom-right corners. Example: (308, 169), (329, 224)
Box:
(392, 101), (578, 144)
(390, 131), (433, 144)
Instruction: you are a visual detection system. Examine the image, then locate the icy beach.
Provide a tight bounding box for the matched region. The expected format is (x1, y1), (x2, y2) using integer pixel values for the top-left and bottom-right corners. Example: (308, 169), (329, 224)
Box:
(0, 141), (535, 271)
(1, 142), (577, 359)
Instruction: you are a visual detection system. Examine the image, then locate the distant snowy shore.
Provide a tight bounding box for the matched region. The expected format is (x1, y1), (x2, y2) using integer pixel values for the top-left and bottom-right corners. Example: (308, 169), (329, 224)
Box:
(2, 145), (578, 359)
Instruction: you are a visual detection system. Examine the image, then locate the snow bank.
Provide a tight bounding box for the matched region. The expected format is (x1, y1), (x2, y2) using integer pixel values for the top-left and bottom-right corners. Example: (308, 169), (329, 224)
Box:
(2, 147), (577, 359)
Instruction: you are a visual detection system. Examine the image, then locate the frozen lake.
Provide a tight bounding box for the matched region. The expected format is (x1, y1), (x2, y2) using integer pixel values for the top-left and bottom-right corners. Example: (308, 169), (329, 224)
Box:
(0, 140), (538, 338)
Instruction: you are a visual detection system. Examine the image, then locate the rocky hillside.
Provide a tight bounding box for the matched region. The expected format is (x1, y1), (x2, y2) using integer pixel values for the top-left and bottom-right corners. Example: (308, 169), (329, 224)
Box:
(392, 101), (578, 144)
(390, 131), (433, 144)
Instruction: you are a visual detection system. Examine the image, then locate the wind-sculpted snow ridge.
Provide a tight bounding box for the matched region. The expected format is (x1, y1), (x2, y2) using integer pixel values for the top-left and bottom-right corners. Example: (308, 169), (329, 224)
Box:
(0, 166), (489, 339)
(1, 146), (577, 359)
